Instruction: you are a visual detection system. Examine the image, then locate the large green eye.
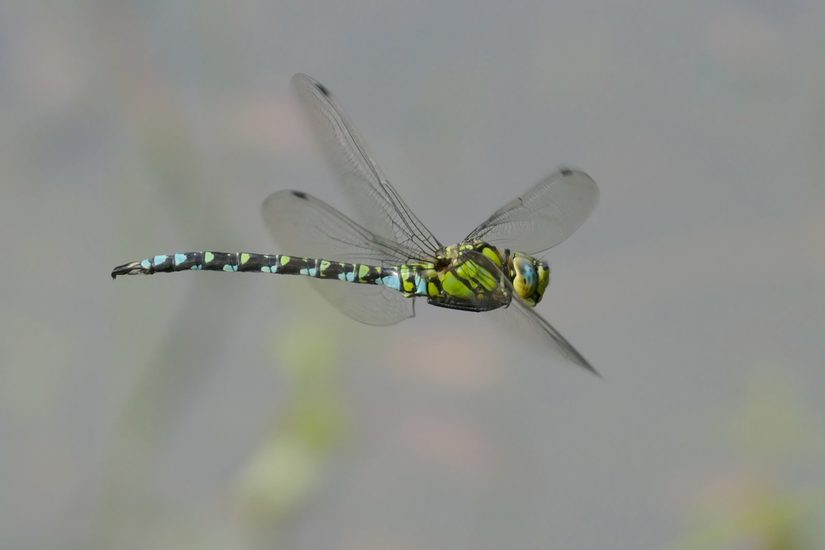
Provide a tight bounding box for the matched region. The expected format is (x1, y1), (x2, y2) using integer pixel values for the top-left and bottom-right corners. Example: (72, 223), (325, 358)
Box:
(512, 255), (537, 301)
(535, 262), (550, 304)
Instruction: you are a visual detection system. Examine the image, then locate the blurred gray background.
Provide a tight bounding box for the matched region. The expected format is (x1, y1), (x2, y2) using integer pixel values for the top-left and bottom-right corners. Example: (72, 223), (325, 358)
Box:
(2, 1), (824, 549)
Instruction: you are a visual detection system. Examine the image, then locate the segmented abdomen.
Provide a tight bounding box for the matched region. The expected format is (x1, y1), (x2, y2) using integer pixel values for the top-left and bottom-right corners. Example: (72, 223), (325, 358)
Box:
(111, 250), (409, 287)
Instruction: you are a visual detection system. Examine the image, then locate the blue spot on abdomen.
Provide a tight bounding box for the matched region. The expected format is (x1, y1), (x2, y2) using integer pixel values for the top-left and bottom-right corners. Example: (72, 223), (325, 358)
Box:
(415, 276), (428, 295)
(382, 273), (401, 290)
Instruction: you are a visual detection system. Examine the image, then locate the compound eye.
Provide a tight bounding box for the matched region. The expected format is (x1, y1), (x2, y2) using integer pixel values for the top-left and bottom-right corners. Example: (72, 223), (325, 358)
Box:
(512, 256), (537, 299)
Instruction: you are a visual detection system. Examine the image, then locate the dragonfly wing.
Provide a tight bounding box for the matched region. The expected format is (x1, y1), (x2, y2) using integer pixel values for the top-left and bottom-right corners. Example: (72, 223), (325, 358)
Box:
(306, 281), (415, 326)
(459, 250), (596, 374)
(495, 295), (598, 375)
(293, 73), (442, 261)
(262, 189), (419, 266)
(262, 189), (414, 325)
(465, 168), (599, 255)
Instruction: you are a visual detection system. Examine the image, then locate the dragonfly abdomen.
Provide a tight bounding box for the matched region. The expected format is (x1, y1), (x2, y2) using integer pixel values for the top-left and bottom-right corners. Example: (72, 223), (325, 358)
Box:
(111, 251), (282, 277)
(111, 251), (408, 287)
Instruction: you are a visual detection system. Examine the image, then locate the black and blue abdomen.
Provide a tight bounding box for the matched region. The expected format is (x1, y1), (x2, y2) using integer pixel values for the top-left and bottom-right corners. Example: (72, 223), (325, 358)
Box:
(112, 251), (395, 282)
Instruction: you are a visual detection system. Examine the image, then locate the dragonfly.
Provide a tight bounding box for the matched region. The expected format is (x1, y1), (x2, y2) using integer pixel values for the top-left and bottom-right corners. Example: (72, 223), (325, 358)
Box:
(112, 74), (600, 374)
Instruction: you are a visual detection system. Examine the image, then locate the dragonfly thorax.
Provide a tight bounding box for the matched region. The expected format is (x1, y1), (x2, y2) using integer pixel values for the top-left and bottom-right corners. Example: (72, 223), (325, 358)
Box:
(429, 240), (549, 309)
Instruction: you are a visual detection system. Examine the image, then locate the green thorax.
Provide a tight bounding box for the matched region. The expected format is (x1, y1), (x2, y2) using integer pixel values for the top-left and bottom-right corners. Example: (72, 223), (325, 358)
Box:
(407, 240), (508, 311)
(411, 240), (550, 311)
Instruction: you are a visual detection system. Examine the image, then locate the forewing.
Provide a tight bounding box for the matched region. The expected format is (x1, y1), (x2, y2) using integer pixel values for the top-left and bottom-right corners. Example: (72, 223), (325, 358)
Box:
(465, 168), (598, 255)
(497, 296), (598, 375)
(262, 189), (414, 325)
(293, 73), (441, 260)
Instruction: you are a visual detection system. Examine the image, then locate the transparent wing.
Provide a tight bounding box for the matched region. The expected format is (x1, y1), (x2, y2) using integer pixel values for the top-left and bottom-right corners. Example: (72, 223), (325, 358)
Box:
(262, 189), (415, 326)
(305, 280), (415, 327)
(293, 73), (441, 261)
(262, 189), (420, 266)
(461, 250), (597, 374)
(496, 296), (598, 376)
(465, 168), (599, 255)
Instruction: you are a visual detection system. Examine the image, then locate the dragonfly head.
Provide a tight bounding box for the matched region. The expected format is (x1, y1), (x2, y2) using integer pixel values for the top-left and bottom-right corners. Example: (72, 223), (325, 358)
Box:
(509, 252), (550, 306)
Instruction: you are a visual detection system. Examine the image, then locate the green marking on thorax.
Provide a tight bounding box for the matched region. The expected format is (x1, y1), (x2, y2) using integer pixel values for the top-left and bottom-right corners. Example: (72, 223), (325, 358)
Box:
(460, 260), (497, 291)
(441, 271), (474, 299)
(205, 251), (214, 263)
(482, 246), (502, 267)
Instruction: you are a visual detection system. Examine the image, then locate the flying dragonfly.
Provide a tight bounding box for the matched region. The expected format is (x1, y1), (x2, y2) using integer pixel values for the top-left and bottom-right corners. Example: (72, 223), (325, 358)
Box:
(113, 74), (600, 374)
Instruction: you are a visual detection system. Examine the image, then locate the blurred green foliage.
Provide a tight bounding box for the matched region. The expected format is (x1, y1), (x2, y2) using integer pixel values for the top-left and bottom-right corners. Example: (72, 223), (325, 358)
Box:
(673, 370), (825, 549)
(238, 322), (349, 524)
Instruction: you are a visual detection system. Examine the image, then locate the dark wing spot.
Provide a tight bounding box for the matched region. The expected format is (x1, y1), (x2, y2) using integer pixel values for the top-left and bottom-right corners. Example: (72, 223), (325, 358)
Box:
(559, 167), (573, 176)
(291, 190), (308, 199)
(315, 83), (330, 97)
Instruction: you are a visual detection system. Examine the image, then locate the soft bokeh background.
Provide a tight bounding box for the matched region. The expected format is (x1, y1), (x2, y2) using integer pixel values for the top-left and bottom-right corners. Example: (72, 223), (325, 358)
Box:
(2, 2), (824, 549)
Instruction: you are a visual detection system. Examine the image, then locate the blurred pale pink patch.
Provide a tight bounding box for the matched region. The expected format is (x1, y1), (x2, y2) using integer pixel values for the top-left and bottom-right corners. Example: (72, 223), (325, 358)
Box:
(393, 330), (498, 391)
(703, 9), (785, 80)
(397, 414), (497, 482)
(220, 95), (310, 155)
(19, 27), (87, 108)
